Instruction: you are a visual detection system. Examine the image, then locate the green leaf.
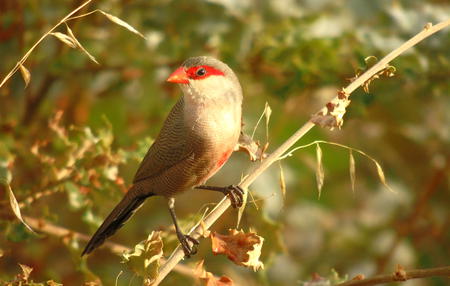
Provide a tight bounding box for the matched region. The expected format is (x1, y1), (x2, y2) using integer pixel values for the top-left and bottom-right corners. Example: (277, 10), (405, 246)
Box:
(65, 182), (85, 209)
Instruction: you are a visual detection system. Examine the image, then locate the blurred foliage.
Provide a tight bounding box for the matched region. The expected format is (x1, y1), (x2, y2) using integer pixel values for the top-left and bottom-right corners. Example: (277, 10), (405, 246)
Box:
(0, 0), (449, 285)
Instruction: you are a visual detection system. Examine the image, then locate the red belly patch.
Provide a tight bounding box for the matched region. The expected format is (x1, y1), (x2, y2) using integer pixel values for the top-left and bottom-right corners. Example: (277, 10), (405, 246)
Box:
(216, 149), (233, 169)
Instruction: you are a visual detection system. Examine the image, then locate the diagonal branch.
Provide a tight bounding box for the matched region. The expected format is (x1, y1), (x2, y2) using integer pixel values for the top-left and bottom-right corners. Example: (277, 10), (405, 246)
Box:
(152, 19), (450, 286)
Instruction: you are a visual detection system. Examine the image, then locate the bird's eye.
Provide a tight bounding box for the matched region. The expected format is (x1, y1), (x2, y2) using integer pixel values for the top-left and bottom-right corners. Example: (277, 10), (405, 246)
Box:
(196, 68), (206, 76)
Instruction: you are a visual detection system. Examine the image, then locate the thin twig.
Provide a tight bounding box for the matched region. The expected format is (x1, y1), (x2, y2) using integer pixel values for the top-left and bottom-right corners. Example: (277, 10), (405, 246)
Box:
(336, 266), (450, 286)
(152, 19), (450, 286)
(0, 0), (94, 89)
(22, 216), (196, 279)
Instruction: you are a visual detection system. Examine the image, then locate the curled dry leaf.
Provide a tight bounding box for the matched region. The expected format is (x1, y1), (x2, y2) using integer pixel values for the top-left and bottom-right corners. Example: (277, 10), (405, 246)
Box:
(194, 260), (234, 286)
(19, 64), (31, 88)
(122, 231), (163, 285)
(211, 229), (264, 271)
(236, 132), (267, 161)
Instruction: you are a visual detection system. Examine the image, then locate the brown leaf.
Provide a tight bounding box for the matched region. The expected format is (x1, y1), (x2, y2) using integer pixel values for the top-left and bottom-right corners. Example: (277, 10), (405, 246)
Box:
(19, 64), (31, 88)
(194, 260), (234, 286)
(211, 229), (264, 271)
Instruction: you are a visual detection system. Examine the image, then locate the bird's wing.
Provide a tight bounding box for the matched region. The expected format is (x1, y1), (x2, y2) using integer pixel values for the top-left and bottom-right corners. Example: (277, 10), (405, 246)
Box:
(133, 97), (193, 183)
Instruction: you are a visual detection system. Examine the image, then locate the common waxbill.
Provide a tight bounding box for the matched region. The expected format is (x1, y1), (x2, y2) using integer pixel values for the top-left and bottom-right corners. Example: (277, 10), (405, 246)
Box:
(82, 56), (244, 257)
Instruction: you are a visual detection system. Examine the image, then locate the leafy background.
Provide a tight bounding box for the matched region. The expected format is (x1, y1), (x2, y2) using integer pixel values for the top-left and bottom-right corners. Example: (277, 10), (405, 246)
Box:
(0, 0), (449, 285)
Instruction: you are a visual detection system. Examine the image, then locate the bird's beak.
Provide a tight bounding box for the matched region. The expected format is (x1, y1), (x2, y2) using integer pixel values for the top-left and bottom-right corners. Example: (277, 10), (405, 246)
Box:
(167, 67), (189, 84)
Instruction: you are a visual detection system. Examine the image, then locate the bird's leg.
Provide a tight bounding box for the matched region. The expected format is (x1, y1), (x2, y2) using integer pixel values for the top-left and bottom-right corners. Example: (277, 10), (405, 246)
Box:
(195, 185), (244, 208)
(167, 197), (199, 258)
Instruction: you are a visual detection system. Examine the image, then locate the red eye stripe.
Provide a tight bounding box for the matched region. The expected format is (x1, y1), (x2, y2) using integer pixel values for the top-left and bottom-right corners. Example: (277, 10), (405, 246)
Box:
(185, 65), (224, 80)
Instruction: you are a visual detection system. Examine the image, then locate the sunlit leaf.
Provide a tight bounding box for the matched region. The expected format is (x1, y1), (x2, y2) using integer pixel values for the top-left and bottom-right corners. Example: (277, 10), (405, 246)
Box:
(374, 161), (395, 193)
(100, 11), (146, 39)
(3, 181), (35, 233)
(66, 24), (99, 64)
(122, 231), (163, 285)
(194, 260), (234, 286)
(315, 143), (324, 198)
(19, 64), (31, 88)
(349, 150), (356, 193)
(18, 264), (33, 281)
(264, 102), (272, 142)
(211, 229), (264, 271)
(364, 55), (378, 67)
(278, 162), (286, 200)
(50, 32), (77, 48)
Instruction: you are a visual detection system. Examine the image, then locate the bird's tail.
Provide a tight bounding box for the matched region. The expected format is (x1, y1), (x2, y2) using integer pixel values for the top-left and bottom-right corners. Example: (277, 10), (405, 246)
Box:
(81, 185), (153, 256)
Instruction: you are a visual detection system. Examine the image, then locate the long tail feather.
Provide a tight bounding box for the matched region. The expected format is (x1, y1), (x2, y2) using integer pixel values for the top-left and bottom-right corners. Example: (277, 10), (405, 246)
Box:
(81, 189), (153, 256)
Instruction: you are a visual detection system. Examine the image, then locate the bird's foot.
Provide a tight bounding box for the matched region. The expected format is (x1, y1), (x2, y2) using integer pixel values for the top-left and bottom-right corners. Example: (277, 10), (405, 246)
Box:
(177, 232), (199, 258)
(222, 185), (244, 208)
(195, 184), (244, 208)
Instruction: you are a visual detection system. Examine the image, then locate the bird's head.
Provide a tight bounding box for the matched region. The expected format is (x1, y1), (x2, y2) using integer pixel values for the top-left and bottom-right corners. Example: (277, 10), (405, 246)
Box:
(167, 56), (242, 102)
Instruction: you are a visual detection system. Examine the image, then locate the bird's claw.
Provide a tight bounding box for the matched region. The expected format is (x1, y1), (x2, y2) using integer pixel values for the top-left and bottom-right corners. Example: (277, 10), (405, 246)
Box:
(178, 233), (199, 258)
(224, 185), (244, 208)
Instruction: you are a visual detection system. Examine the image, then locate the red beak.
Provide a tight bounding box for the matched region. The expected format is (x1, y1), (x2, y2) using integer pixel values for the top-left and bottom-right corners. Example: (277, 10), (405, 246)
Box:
(167, 67), (189, 84)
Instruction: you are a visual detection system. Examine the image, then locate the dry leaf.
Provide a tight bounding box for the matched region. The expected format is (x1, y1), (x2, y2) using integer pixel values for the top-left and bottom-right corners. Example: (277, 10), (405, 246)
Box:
(264, 102), (272, 142)
(19, 64), (31, 88)
(4, 182), (35, 233)
(236, 132), (267, 161)
(278, 162), (286, 200)
(349, 150), (356, 193)
(100, 11), (146, 39)
(374, 161), (395, 193)
(211, 229), (264, 271)
(47, 280), (63, 286)
(122, 231), (163, 285)
(50, 32), (77, 48)
(194, 260), (234, 286)
(315, 144), (324, 198)
(18, 264), (33, 281)
(66, 25), (99, 64)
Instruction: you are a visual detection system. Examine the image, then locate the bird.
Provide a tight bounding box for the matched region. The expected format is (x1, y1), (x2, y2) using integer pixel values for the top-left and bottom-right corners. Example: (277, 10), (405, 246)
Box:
(81, 56), (244, 258)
